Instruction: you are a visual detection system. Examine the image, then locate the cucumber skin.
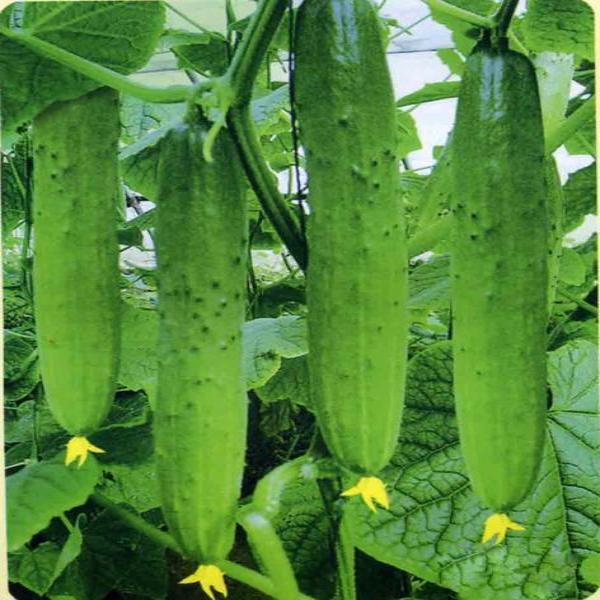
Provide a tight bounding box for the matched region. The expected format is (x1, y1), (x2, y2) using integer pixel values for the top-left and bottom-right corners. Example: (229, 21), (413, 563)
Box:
(153, 118), (247, 563)
(295, 0), (408, 475)
(451, 39), (548, 511)
(33, 88), (121, 436)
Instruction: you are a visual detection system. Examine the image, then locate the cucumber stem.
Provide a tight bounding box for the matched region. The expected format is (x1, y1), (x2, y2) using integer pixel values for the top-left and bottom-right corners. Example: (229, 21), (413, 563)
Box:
(493, 0), (520, 38)
(0, 26), (192, 104)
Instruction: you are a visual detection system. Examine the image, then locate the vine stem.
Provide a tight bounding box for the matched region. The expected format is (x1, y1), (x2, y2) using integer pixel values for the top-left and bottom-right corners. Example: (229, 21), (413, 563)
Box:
(557, 288), (598, 316)
(226, 0), (287, 106)
(546, 95), (596, 154)
(0, 25), (192, 104)
(90, 493), (307, 599)
(424, 0), (494, 29)
(238, 509), (305, 599)
(228, 106), (308, 270)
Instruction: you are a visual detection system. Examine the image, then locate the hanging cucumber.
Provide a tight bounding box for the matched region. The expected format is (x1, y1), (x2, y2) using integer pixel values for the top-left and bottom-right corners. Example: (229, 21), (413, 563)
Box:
(295, 0), (408, 503)
(451, 33), (548, 542)
(153, 110), (247, 595)
(32, 87), (121, 466)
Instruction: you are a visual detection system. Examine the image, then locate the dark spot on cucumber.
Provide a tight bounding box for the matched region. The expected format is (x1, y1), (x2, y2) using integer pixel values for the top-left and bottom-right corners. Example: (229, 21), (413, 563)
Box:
(211, 281), (220, 289)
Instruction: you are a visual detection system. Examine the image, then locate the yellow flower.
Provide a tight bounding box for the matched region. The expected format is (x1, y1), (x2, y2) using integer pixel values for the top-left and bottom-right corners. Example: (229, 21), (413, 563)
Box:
(180, 564), (228, 599)
(482, 513), (525, 544)
(341, 476), (390, 512)
(65, 436), (105, 467)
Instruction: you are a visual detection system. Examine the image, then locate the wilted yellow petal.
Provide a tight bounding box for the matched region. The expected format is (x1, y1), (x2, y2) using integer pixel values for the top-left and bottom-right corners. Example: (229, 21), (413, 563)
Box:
(341, 476), (390, 512)
(179, 564), (227, 599)
(65, 436), (105, 467)
(482, 513), (525, 545)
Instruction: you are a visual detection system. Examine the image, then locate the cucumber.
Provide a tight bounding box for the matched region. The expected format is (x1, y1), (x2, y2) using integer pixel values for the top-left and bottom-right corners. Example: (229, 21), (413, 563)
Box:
(451, 34), (548, 512)
(295, 0), (408, 475)
(153, 112), (247, 563)
(33, 87), (120, 437)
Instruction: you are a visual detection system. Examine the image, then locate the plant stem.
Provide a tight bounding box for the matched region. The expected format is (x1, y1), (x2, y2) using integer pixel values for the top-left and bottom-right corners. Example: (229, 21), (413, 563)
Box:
(90, 493), (298, 599)
(0, 26), (192, 103)
(424, 0), (493, 29)
(164, 2), (211, 34)
(239, 509), (303, 599)
(228, 107), (308, 270)
(227, 0), (287, 106)
(493, 0), (520, 37)
(546, 95), (596, 154)
(557, 288), (599, 316)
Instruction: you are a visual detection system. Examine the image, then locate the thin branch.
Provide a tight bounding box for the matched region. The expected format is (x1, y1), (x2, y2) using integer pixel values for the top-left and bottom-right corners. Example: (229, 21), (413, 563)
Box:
(546, 95), (595, 154)
(557, 288), (598, 317)
(0, 26), (192, 103)
(424, 0), (494, 29)
(164, 2), (211, 34)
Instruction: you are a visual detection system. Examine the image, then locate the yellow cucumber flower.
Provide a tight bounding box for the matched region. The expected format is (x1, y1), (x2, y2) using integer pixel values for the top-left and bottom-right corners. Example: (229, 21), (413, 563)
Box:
(341, 476), (390, 512)
(482, 513), (525, 544)
(180, 564), (227, 599)
(65, 436), (105, 467)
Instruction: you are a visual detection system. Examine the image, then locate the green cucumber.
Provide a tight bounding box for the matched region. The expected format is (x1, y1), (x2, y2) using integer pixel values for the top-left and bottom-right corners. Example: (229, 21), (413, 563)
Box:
(33, 87), (121, 436)
(451, 35), (548, 511)
(153, 112), (247, 563)
(295, 0), (408, 475)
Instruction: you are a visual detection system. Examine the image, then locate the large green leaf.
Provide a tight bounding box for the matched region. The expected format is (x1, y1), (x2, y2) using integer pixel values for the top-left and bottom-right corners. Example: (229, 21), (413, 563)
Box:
(346, 340), (599, 599)
(522, 0), (594, 61)
(562, 163), (597, 233)
(7, 454), (100, 551)
(0, 1), (165, 135)
(397, 82), (460, 108)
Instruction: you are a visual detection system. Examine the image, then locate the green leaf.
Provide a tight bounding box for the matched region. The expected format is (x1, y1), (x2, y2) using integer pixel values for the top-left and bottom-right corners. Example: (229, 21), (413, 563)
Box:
(562, 163), (597, 232)
(251, 85), (290, 135)
(345, 339), (599, 599)
(120, 94), (185, 146)
(397, 110), (421, 158)
(120, 122), (174, 202)
(558, 247), (587, 287)
(243, 317), (308, 389)
(532, 52), (575, 139)
(436, 49), (464, 76)
(256, 355), (311, 409)
(53, 519), (84, 584)
(272, 476), (336, 600)
(522, 0), (594, 61)
(118, 301), (158, 396)
(408, 255), (450, 310)
(9, 542), (62, 595)
(0, 1), (165, 134)
(7, 454), (100, 551)
(580, 554), (600, 586)
(397, 82), (461, 108)
(3, 330), (38, 401)
(164, 28), (229, 76)
(52, 508), (168, 599)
